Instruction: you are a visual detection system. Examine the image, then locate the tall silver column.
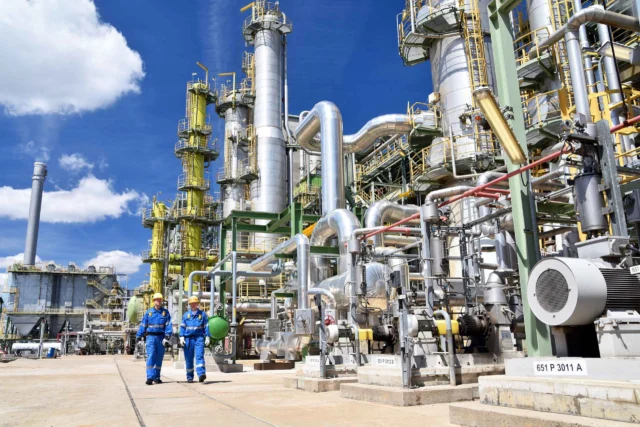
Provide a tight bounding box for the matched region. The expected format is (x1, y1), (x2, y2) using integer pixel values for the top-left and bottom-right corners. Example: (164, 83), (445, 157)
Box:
(242, 5), (292, 247)
(24, 162), (47, 266)
(251, 28), (287, 215)
(222, 96), (250, 217)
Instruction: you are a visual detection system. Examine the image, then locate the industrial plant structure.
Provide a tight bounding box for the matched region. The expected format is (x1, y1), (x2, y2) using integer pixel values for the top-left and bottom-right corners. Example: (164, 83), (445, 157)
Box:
(4, 0), (640, 422)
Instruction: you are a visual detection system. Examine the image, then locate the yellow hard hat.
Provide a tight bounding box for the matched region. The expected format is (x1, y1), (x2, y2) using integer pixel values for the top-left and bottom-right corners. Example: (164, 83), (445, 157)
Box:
(152, 293), (163, 301)
(188, 296), (200, 304)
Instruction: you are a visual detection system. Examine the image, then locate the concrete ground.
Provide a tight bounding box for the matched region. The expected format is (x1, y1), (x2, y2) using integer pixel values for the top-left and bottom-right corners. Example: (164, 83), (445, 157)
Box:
(0, 355), (453, 426)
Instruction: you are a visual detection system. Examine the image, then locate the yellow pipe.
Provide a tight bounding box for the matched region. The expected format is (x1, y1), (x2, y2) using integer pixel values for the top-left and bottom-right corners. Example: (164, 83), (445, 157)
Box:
(240, 2), (254, 12)
(435, 319), (460, 335)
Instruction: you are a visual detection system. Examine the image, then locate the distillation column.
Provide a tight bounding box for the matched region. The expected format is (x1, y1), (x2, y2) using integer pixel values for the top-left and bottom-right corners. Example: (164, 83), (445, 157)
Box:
(142, 199), (168, 294)
(24, 162), (47, 266)
(176, 77), (217, 285)
(217, 88), (252, 217)
(242, 2), (292, 246)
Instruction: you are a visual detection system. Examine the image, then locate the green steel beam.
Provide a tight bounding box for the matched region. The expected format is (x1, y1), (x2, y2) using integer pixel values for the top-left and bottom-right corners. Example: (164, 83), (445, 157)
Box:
(223, 210), (280, 226)
(310, 246), (340, 255)
(488, 0), (553, 356)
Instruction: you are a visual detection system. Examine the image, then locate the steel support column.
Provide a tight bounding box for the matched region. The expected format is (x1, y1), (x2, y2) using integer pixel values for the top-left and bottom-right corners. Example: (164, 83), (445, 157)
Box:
(488, 0), (553, 356)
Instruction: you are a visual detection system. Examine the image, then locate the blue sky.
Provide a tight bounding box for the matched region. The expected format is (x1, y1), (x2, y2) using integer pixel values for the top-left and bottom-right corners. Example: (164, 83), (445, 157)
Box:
(0, 0), (432, 287)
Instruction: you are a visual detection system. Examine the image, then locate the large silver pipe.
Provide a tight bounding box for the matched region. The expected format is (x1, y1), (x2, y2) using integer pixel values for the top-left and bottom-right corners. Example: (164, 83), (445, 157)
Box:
(529, 6), (640, 61)
(565, 29), (591, 121)
(425, 186), (474, 202)
(343, 114), (412, 153)
(476, 171), (505, 237)
(307, 288), (336, 310)
(301, 113), (413, 155)
(309, 209), (360, 283)
(573, 0), (597, 94)
(235, 302), (271, 312)
(364, 201), (421, 247)
(250, 233), (310, 309)
(295, 101), (344, 214)
(597, 23), (635, 156)
(24, 162), (47, 266)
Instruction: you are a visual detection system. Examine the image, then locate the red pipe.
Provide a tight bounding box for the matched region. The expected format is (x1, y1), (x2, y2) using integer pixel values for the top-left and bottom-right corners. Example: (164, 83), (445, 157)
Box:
(438, 146), (569, 208)
(611, 114), (640, 133)
(475, 191), (501, 200)
(485, 187), (510, 195)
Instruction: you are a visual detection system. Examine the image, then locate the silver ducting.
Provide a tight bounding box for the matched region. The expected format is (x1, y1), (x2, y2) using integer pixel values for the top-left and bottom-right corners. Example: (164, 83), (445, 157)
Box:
(364, 201), (421, 247)
(528, 257), (640, 326)
(309, 209), (360, 283)
(250, 233), (310, 309)
(295, 101), (345, 214)
(314, 262), (390, 309)
(24, 162), (47, 266)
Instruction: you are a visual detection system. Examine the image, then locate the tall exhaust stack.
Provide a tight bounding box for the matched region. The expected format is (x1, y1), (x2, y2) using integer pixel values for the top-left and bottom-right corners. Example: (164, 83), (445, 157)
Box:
(24, 162), (47, 266)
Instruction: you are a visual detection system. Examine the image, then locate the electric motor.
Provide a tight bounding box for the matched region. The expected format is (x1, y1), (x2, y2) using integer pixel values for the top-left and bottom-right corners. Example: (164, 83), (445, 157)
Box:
(457, 314), (489, 336)
(528, 257), (640, 326)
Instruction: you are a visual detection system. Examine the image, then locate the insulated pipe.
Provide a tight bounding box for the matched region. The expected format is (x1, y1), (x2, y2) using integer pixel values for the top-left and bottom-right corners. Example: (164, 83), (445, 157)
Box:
(433, 310), (456, 386)
(364, 201), (421, 247)
(189, 252), (233, 297)
(307, 288), (336, 310)
(426, 186), (474, 203)
(303, 114), (413, 155)
(573, 0), (597, 95)
(295, 101), (345, 214)
(611, 114), (640, 133)
(250, 233), (310, 309)
(420, 205), (434, 316)
(598, 22), (635, 155)
(24, 162), (47, 266)
(310, 209), (360, 283)
(209, 267), (280, 318)
(528, 6), (640, 60)
(476, 171), (505, 237)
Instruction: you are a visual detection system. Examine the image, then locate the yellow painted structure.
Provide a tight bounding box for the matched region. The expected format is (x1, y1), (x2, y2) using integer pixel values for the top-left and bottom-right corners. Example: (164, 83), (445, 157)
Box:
(149, 200), (167, 294)
(176, 71), (216, 288)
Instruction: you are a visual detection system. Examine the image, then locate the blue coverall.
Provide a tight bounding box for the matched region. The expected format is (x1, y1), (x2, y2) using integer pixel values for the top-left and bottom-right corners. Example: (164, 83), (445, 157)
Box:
(136, 307), (172, 381)
(179, 309), (210, 381)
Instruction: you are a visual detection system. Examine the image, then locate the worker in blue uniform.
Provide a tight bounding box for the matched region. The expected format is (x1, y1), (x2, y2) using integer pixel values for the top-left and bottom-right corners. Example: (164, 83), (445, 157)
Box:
(136, 293), (172, 385)
(179, 296), (210, 383)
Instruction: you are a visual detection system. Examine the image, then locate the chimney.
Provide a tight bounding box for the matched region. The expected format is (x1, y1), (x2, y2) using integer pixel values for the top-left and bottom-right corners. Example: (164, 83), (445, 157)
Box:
(24, 162), (47, 266)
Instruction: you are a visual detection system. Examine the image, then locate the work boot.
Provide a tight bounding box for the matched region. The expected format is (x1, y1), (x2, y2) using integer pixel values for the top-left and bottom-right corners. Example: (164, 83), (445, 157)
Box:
(153, 379), (163, 384)
(199, 374), (206, 383)
(187, 379), (194, 383)
(146, 379), (153, 385)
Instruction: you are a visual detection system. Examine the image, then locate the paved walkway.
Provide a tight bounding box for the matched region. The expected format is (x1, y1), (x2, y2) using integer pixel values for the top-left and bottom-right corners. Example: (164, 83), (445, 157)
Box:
(0, 355), (452, 426)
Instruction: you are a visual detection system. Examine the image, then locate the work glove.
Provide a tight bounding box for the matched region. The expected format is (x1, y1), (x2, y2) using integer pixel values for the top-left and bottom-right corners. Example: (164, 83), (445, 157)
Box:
(162, 338), (170, 347)
(179, 337), (185, 347)
(205, 336), (210, 346)
(136, 336), (144, 343)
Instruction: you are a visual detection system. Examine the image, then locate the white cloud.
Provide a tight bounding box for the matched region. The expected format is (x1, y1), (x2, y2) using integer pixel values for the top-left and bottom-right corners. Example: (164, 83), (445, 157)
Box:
(0, 0), (145, 115)
(0, 253), (42, 270)
(0, 176), (146, 223)
(20, 140), (50, 162)
(59, 153), (94, 173)
(83, 250), (142, 275)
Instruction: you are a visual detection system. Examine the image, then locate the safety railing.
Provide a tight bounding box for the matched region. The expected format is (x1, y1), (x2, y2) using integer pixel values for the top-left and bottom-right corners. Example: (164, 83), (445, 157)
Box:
(217, 158), (257, 183)
(6, 308), (86, 315)
(175, 138), (217, 155)
(522, 88), (569, 129)
(243, 0), (292, 34)
(460, 0), (489, 92)
(356, 135), (411, 180)
(238, 277), (283, 299)
(177, 117), (212, 136)
(177, 172), (211, 191)
(187, 79), (211, 94)
(513, 27), (553, 66)
(204, 192), (221, 206)
(172, 206), (221, 223)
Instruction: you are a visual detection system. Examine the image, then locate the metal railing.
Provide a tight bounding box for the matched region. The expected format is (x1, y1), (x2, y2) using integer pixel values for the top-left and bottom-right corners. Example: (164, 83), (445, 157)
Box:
(356, 135), (411, 180)
(513, 27), (553, 66)
(175, 138), (217, 154)
(522, 88), (569, 129)
(243, 1), (292, 33)
(177, 172), (211, 191)
(238, 277), (283, 299)
(172, 206), (222, 222)
(6, 308), (86, 315)
(217, 159), (257, 183)
(177, 117), (212, 136)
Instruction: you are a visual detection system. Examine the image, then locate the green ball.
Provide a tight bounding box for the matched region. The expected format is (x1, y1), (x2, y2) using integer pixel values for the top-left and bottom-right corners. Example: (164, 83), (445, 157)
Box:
(208, 316), (229, 340)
